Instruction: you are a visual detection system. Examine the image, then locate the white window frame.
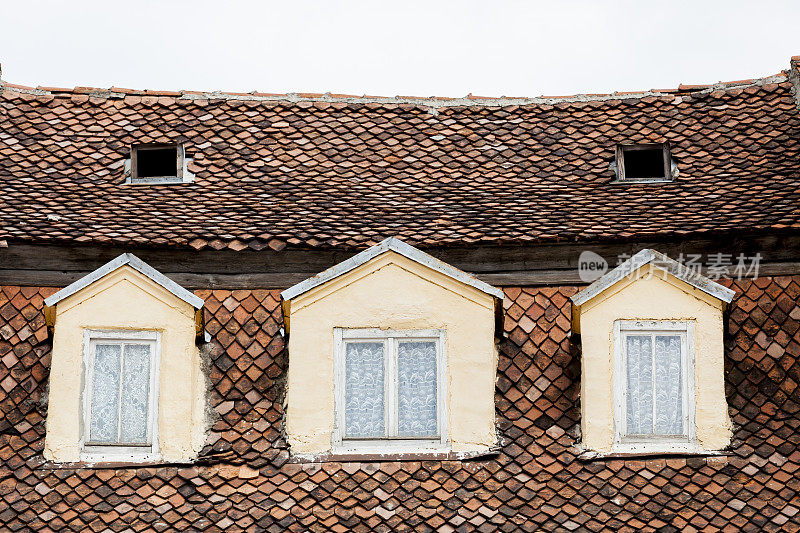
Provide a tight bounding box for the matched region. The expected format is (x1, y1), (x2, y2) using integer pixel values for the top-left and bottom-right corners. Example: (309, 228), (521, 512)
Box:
(613, 320), (696, 453)
(80, 329), (161, 461)
(333, 328), (448, 454)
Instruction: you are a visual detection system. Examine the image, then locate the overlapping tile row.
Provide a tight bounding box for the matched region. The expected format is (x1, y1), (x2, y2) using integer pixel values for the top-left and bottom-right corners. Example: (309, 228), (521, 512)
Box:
(1, 67), (800, 252)
(1, 279), (799, 531)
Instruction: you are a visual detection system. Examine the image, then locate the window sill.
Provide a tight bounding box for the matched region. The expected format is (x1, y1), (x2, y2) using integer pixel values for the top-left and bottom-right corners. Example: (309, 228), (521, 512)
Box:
(80, 452), (160, 463)
(577, 448), (731, 462)
(290, 447), (500, 464)
(127, 177), (190, 185)
(608, 178), (674, 185)
(30, 457), (203, 470)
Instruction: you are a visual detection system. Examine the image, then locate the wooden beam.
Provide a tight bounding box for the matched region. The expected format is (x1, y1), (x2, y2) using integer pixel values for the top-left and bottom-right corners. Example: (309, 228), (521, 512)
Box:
(1, 233), (799, 288)
(2, 261), (799, 290)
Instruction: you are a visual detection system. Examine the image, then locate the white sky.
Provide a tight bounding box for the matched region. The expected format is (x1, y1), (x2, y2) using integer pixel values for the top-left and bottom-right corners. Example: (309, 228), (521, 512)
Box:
(1, 1), (799, 98)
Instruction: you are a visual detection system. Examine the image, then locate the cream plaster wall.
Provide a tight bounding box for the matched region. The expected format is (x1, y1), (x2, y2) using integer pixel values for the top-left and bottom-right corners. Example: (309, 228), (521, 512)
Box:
(577, 266), (732, 452)
(284, 251), (498, 455)
(44, 266), (206, 462)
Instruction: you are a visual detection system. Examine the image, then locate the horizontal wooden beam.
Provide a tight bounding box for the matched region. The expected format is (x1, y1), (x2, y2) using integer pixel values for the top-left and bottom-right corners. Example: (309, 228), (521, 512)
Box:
(1, 232), (798, 289)
(2, 261), (799, 290)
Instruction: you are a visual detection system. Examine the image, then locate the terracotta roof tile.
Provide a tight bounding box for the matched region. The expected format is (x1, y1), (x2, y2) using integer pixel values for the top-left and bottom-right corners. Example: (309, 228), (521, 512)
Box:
(6, 276), (797, 530)
(0, 67), (799, 252)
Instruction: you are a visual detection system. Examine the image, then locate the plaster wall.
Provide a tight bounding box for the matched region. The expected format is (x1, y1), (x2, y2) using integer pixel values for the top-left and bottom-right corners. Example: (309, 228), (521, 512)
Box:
(43, 266), (205, 462)
(578, 266), (732, 452)
(285, 251), (498, 455)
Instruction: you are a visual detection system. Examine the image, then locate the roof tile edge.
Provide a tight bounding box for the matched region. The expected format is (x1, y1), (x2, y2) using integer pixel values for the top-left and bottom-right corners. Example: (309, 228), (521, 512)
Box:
(0, 68), (792, 109)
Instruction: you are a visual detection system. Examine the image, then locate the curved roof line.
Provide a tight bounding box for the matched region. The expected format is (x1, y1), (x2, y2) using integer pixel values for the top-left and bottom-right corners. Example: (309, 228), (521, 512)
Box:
(281, 237), (504, 301)
(0, 72), (789, 109)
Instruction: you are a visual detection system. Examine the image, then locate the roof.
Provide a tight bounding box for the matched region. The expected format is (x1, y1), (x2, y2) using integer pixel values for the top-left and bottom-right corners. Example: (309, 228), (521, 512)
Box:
(281, 236), (504, 300)
(571, 248), (736, 307)
(2, 58), (800, 252)
(2, 276), (799, 530)
(43, 252), (204, 308)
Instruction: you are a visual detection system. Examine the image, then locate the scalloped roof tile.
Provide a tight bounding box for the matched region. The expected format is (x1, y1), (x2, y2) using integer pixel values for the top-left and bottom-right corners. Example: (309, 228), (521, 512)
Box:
(1, 59), (799, 252)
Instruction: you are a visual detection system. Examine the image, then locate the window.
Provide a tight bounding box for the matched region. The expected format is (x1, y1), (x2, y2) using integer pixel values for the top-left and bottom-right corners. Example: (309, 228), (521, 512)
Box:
(613, 320), (695, 452)
(333, 329), (447, 452)
(82, 330), (160, 459)
(131, 143), (184, 183)
(615, 143), (672, 182)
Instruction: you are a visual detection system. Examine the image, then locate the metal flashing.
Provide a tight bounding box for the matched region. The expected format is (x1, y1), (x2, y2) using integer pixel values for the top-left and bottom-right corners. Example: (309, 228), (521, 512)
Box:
(43, 253), (204, 309)
(281, 237), (504, 301)
(571, 249), (736, 307)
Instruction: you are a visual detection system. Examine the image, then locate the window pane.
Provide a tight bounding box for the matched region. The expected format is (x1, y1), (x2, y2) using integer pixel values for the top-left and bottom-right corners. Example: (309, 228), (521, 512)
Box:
(120, 344), (152, 443)
(344, 342), (385, 438)
(90, 344), (121, 442)
(654, 335), (683, 435)
(397, 341), (438, 437)
(626, 335), (653, 435)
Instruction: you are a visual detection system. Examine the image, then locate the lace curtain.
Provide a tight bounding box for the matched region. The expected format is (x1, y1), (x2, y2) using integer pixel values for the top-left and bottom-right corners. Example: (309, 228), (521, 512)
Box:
(343, 338), (439, 439)
(397, 341), (437, 437)
(89, 342), (152, 444)
(90, 344), (122, 442)
(344, 342), (385, 438)
(120, 344), (152, 443)
(625, 334), (683, 436)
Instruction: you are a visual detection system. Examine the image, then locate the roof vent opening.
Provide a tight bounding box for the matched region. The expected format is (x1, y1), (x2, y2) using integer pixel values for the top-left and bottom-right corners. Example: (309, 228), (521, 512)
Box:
(130, 144), (187, 183)
(615, 143), (672, 182)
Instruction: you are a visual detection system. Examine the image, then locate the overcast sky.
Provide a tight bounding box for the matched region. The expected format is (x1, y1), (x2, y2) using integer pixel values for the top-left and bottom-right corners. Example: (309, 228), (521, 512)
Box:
(1, 1), (798, 98)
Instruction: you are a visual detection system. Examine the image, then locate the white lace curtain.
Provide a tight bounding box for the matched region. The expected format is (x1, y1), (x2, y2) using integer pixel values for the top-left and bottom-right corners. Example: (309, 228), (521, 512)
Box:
(344, 342), (385, 438)
(625, 334), (683, 436)
(398, 341), (437, 437)
(343, 339), (438, 439)
(90, 343), (152, 444)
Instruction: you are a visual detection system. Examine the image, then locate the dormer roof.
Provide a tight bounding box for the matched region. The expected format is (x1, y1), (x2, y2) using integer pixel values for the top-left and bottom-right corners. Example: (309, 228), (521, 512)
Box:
(44, 253), (203, 309)
(571, 248), (736, 308)
(281, 237), (504, 302)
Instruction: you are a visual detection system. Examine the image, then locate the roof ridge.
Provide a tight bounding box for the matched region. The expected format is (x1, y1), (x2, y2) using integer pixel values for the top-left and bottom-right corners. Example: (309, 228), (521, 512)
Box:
(0, 72), (790, 109)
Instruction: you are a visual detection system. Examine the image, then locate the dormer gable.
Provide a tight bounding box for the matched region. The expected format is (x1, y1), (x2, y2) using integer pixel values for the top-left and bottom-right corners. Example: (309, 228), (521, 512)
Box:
(42, 254), (207, 464)
(281, 237), (503, 458)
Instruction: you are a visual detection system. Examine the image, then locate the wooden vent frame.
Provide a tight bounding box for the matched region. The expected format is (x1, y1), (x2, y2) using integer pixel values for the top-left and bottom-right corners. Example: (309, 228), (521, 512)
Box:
(130, 143), (185, 183)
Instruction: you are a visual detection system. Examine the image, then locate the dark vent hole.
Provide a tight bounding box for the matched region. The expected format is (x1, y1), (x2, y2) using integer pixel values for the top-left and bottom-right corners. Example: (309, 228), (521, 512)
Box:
(623, 148), (666, 180)
(137, 147), (178, 178)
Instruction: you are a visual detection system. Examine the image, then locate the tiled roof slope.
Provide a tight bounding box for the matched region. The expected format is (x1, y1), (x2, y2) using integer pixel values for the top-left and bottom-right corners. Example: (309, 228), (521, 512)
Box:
(1, 277), (799, 531)
(1, 61), (800, 252)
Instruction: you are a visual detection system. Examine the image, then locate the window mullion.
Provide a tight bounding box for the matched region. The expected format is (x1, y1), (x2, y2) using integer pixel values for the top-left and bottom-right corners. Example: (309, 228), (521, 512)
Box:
(385, 338), (398, 438)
